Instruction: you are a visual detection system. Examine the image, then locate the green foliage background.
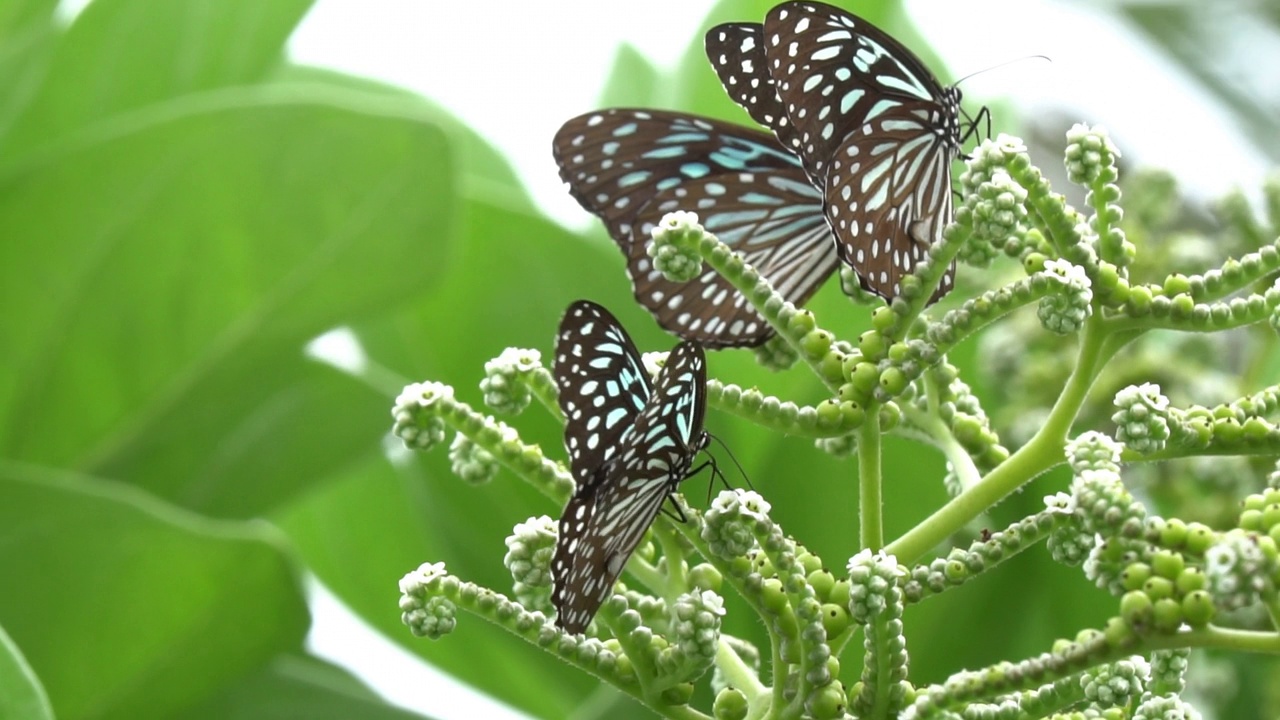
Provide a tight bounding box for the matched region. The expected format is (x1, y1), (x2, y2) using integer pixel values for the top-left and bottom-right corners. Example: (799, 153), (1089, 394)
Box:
(0, 0), (1275, 718)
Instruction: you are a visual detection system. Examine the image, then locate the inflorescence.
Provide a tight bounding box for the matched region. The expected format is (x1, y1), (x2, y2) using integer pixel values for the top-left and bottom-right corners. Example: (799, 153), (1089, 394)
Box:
(390, 123), (1280, 719)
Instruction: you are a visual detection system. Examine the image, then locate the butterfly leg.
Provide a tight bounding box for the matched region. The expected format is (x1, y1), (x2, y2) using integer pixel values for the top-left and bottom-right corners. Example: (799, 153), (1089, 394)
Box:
(659, 495), (689, 523)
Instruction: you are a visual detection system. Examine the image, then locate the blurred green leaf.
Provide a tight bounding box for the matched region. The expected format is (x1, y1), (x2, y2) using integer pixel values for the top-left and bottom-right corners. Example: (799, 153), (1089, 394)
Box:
(0, 623), (53, 720)
(281, 455), (601, 720)
(0, 0), (59, 137)
(0, 465), (309, 720)
(0, 0), (313, 157)
(272, 64), (535, 212)
(597, 44), (661, 108)
(189, 653), (435, 720)
(0, 94), (455, 516)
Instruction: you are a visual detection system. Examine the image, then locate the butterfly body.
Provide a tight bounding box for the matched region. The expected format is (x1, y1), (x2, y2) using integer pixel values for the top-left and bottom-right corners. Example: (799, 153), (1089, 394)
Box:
(551, 300), (709, 633)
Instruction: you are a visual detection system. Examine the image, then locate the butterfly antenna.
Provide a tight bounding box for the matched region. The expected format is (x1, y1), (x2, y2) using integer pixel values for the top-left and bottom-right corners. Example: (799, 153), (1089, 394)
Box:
(708, 433), (753, 491)
(954, 55), (1052, 88)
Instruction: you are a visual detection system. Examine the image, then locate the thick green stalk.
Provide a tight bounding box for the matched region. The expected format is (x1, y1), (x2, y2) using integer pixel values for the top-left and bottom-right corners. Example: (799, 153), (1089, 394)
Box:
(885, 317), (1113, 563)
(860, 409), (884, 551)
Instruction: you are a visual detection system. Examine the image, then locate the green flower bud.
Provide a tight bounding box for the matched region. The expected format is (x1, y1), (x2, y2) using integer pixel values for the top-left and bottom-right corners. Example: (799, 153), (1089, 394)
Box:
(1132, 693), (1203, 720)
(713, 686), (749, 720)
(1112, 383), (1171, 454)
(649, 211), (706, 281)
(1181, 590), (1215, 627)
(1120, 590), (1153, 629)
(753, 334), (800, 371)
(392, 382), (454, 451)
(1152, 598), (1183, 633)
(806, 682), (848, 720)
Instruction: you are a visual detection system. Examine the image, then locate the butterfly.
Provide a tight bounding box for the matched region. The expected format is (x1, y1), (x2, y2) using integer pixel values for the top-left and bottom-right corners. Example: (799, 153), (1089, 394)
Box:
(553, 109), (838, 349)
(707, 2), (972, 303)
(551, 300), (709, 633)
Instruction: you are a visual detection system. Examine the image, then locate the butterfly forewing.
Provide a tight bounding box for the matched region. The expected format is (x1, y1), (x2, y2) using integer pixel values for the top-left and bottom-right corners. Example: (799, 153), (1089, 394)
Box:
(551, 337), (709, 634)
(554, 301), (652, 485)
(763, 1), (948, 179)
(704, 23), (807, 164)
(760, 0), (962, 301)
(553, 109), (838, 347)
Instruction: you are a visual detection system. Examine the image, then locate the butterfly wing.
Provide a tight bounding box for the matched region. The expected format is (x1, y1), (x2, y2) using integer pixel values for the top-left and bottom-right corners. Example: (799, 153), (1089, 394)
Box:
(553, 300), (651, 486)
(762, 1), (952, 180)
(551, 341), (708, 633)
(760, 1), (962, 301)
(704, 22), (807, 164)
(553, 109), (837, 347)
(823, 102), (957, 301)
(632, 171), (836, 345)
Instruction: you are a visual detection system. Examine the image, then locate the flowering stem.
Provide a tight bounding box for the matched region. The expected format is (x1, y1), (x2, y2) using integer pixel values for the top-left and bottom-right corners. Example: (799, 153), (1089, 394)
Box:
(907, 370), (983, 488)
(434, 393), (573, 502)
(886, 317), (1115, 563)
(680, 225), (842, 391)
(664, 498), (788, 707)
(707, 381), (862, 438)
(860, 408), (884, 551)
(524, 366), (564, 421)
(422, 578), (711, 720)
(862, 617), (899, 720)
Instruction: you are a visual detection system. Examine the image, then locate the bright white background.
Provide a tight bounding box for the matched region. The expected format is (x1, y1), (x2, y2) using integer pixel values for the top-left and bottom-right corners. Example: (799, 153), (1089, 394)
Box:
(286, 1), (1269, 718)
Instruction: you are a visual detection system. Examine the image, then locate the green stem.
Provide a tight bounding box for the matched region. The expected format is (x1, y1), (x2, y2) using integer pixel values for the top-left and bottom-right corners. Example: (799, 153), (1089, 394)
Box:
(860, 409), (884, 551)
(900, 371), (983, 489)
(651, 524), (688, 605)
(715, 640), (770, 717)
(885, 317), (1114, 563)
(1148, 625), (1280, 654)
(623, 555), (666, 598)
(1266, 597), (1280, 631)
(769, 639), (787, 718)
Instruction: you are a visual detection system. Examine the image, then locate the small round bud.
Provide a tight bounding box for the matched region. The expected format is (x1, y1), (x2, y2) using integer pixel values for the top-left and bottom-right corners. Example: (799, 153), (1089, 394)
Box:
(1181, 590), (1215, 627)
(713, 686), (749, 720)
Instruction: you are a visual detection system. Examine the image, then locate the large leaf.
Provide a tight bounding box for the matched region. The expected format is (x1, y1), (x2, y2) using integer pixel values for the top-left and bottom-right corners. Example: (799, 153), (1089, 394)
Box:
(0, 0), (59, 136)
(0, 623), (53, 720)
(0, 92), (455, 517)
(189, 653), (436, 720)
(0, 465), (309, 720)
(0, 0), (313, 157)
